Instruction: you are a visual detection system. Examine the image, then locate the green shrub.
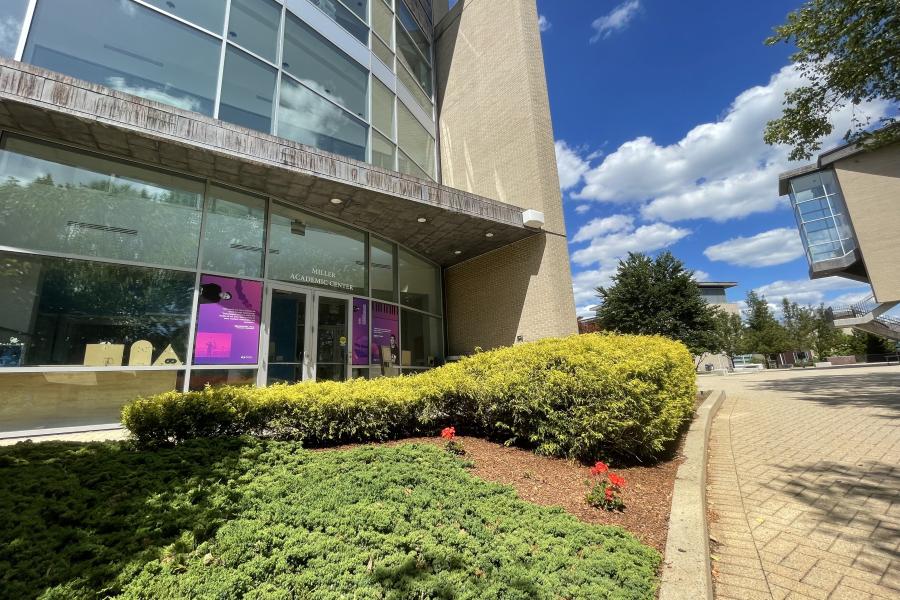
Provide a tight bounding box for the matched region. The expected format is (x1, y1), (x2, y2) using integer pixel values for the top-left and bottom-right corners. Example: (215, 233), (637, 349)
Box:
(123, 333), (696, 460)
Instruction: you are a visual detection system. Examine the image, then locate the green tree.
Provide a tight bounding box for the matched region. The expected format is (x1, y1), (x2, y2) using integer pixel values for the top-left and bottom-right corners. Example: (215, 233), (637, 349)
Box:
(810, 305), (844, 359)
(764, 0), (899, 160)
(781, 298), (817, 352)
(710, 309), (746, 369)
(594, 252), (718, 355)
(744, 291), (790, 364)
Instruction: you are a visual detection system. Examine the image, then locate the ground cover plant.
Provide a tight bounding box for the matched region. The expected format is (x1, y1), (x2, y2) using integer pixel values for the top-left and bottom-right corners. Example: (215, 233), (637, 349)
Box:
(124, 333), (696, 462)
(0, 439), (661, 599)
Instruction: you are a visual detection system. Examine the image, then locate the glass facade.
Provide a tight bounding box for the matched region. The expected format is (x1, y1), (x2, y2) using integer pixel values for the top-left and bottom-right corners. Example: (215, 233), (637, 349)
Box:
(788, 170), (858, 264)
(10, 0), (437, 180)
(0, 132), (444, 433)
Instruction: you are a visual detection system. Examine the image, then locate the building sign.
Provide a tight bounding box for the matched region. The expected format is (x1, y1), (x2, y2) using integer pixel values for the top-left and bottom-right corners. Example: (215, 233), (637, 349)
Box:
(193, 275), (262, 365)
(372, 302), (399, 365)
(352, 298), (369, 365)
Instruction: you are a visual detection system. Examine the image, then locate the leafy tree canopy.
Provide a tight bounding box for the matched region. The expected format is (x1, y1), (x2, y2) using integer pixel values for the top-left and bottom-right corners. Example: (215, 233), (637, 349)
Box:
(594, 252), (717, 355)
(743, 291), (790, 357)
(764, 0), (900, 160)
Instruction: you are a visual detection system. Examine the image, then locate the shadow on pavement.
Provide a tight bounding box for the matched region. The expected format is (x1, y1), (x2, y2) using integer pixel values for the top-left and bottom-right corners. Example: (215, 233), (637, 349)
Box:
(747, 371), (900, 414)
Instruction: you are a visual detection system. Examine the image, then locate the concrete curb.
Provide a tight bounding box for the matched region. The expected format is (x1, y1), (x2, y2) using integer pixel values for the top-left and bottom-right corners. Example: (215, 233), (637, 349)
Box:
(658, 390), (725, 600)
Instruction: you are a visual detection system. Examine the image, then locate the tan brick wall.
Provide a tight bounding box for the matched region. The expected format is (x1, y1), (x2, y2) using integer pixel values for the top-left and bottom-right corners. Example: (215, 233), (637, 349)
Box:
(833, 143), (900, 303)
(436, 0), (577, 352)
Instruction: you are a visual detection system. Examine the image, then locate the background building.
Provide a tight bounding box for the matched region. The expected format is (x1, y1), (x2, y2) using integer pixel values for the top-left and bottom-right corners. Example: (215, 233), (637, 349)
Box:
(0, 0), (576, 435)
(696, 281), (740, 372)
(779, 140), (900, 341)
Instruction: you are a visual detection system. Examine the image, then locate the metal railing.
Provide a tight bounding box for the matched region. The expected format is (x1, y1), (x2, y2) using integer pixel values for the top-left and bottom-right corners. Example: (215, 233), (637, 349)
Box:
(830, 295), (900, 329)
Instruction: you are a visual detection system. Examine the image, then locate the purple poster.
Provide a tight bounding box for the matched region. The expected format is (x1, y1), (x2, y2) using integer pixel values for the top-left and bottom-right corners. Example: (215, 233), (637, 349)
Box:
(372, 302), (399, 365)
(193, 275), (263, 365)
(352, 298), (369, 365)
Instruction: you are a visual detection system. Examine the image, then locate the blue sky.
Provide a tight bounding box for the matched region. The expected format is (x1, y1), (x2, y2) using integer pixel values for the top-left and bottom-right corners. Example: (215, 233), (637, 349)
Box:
(538, 0), (891, 316)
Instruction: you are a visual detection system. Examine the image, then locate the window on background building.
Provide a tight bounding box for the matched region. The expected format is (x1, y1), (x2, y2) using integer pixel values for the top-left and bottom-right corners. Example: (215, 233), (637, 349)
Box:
(0, 252), (195, 367)
(277, 76), (368, 162)
(373, 0), (394, 50)
(398, 247), (441, 314)
(308, 0), (369, 44)
(371, 78), (395, 138)
(370, 236), (396, 301)
(400, 309), (443, 368)
(200, 186), (267, 278)
(397, 64), (433, 115)
(397, 104), (435, 179)
(227, 0), (282, 63)
(24, 0), (221, 116)
(282, 14), (369, 120)
(267, 203), (367, 295)
(0, 0), (30, 59)
(372, 131), (397, 170)
(396, 1), (432, 96)
(0, 135), (204, 269)
(790, 170), (856, 262)
(218, 46), (277, 133)
(144, 0), (227, 33)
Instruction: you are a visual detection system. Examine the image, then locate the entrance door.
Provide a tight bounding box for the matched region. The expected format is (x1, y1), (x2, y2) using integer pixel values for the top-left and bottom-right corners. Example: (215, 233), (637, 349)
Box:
(263, 286), (350, 385)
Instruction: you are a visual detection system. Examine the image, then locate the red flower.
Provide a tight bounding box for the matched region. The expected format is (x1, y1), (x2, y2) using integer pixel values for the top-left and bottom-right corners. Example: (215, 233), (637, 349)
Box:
(608, 473), (626, 488)
(590, 461), (609, 476)
(605, 488), (614, 500)
(440, 426), (456, 440)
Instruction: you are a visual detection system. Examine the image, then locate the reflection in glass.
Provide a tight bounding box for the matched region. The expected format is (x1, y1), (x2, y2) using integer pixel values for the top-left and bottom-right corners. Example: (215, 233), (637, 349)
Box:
(227, 0), (282, 62)
(218, 46), (277, 133)
(397, 0), (430, 61)
(372, 78), (395, 138)
(282, 15), (369, 119)
(0, 252), (194, 367)
(267, 290), (307, 385)
(144, 0), (227, 33)
(0, 135), (203, 268)
(0, 370), (183, 432)
(268, 204), (367, 294)
(398, 149), (428, 180)
(201, 186), (267, 277)
(24, 0), (220, 116)
(399, 247), (441, 314)
(373, 0), (394, 46)
(372, 35), (394, 69)
(188, 369), (257, 391)
(309, 0), (369, 43)
(372, 131), (397, 171)
(397, 103), (435, 178)
(401, 309), (443, 367)
(277, 76), (368, 162)
(0, 0), (29, 59)
(315, 296), (348, 381)
(370, 236), (396, 301)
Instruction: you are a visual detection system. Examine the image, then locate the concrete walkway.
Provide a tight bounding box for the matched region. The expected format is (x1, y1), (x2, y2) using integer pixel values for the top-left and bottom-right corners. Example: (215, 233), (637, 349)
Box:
(706, 365), (900, 599)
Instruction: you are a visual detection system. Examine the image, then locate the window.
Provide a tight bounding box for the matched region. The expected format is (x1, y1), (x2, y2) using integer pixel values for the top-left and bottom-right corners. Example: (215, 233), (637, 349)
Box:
(397, 62), (433, 114)
(187, 369), (257, 391)
(0, 252), (195, 367)
(282, 15), (369, 119)
(397, 1), (430, 60)
(267, 203), (367, 295)
(397, 104), (435, 178)
(24, 0), (220, 116)
(396, 1), (432, 96)
(227, 0), (282, 62)
(200, 186), (267, 278)
(218, 46), (277, 133)
(371, 78), (395, 137)
(398, 248), (441, 314)
(401, 309), (443, 367)
(0, 0), (29, 59)
(0, 135), (204, 269)
(144, 0), (227, 33)
(372, 131), (397, 171)
(373, 0), (394, 47)
(308, 0), (369, 44)
(370, 236), (396, 301)
(277, 76), (368, 162)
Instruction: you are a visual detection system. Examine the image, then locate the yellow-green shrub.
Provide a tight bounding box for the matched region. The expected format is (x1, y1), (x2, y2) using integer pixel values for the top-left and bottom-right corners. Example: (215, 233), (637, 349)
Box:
(122, 333), (696, 460)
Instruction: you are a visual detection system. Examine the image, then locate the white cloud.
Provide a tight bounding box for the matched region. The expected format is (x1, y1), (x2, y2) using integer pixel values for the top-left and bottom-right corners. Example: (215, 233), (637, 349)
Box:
(568, 64), (892, 222)
(754, 278), (870, 306)
(590, 0), (641, 42)
(0, 17), (22, 58)
(574, 204), (591, 214)
(704, 227), (804, 267)
(106, 77), (202, 112)
(538, 15), (551, 32)
(555, 141), (591, 191)
(692, 270), (711, 282)
(572, 268), (616, 317)
(571, 214), (634, 243)
(571, 221), (691, 267)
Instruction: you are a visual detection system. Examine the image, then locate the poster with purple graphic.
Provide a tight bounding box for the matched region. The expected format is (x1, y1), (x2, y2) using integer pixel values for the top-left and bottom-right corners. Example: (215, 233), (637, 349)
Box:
(352, 298), (369, 365)
(193, 275), (263, 365)
(371, 302), (399, 365)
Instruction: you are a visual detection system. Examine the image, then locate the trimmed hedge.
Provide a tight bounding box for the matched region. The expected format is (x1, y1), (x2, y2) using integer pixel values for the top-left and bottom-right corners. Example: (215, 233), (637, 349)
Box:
(122, 333), (696, 460)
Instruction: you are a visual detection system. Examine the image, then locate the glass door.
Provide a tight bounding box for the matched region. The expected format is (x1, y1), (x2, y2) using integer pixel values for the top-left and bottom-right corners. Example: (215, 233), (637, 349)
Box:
(266, 289), (310, 385)
(313, 295), (349, 381)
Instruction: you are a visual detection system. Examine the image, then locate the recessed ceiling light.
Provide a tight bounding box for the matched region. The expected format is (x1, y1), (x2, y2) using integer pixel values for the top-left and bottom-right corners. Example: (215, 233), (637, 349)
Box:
(454, 250), (462, 255)
(417, 217), (427, 223)
(330, 198), (343, 204)
(485, 232), (494, 238)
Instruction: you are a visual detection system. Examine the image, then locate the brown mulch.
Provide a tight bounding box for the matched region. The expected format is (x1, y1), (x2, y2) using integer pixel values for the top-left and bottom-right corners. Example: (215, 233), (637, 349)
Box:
(342, 432), (686, 554)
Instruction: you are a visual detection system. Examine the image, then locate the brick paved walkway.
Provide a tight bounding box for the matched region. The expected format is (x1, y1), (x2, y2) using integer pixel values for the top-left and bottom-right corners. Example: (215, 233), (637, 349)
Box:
(706, 365), (900, 600)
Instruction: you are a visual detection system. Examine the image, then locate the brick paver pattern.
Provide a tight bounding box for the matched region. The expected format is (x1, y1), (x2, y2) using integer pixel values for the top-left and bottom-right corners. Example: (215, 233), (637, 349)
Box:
(706, 366), (900, 600)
